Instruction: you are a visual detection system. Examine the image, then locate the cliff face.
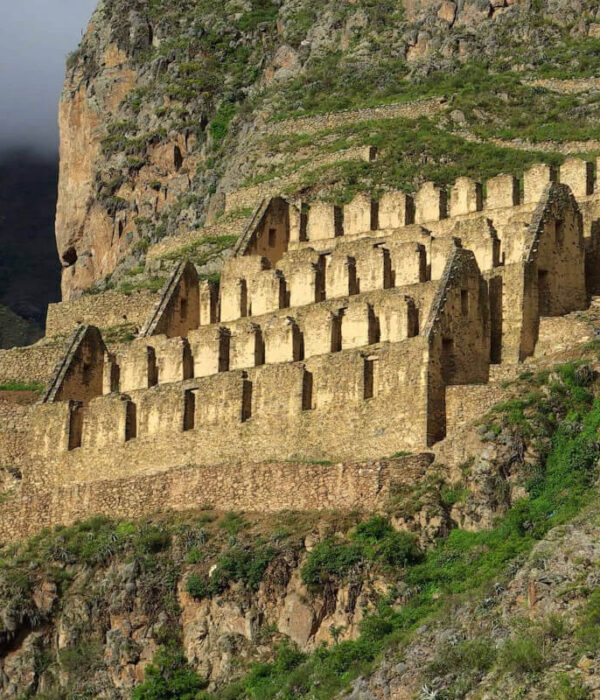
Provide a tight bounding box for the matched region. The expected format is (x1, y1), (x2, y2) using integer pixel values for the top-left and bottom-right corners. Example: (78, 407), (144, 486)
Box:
(56, 0), (600, 298)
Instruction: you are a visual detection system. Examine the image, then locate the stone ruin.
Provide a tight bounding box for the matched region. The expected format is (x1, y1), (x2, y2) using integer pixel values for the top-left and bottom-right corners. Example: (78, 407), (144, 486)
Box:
(2, 157), (600, 539)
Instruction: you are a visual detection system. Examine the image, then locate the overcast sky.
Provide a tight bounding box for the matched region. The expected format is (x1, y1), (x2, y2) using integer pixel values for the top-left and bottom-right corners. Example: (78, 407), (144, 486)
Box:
(0, 0), (98, 156)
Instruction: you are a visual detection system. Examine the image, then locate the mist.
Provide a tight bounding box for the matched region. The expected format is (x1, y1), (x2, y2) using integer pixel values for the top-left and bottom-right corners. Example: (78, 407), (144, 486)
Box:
(0, 0), (98, 156)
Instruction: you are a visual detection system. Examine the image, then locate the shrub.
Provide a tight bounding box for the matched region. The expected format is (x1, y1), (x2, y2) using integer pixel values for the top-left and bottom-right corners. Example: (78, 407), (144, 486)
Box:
(209, 102), (236, 143)
(576, 589), (600, 653)
(498, 633), (546, 674)
(427, 637), (496, 678)
(352, 516), (392, 544)
(186, 547), (204, 564)
(132, 645), (206, 699)
(186, 572), (209, 599)
(358, 615), (394, 642)
(301, 539), (364, 587)
(375, 531), (422, 567)
(58, 638), (103, 674)
(209, 544), (276, 594)
(218, 511), (247, 536)
(554, 673), (590, 700)
(135, 525), (171, 554)
(351, 517), (422, 566)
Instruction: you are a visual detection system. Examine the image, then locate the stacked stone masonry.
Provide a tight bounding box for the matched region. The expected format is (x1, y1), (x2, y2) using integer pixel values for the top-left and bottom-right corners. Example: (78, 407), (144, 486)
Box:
(3, 156), (600, 541)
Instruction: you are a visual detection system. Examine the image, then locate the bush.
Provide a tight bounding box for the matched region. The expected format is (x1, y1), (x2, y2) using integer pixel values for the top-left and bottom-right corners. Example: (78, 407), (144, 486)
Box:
(352, 516), (392, 544)
(135, 525), (171, 554)
(498, 634), (546, 674)
(428, 637), (496, 678)
(576, 589), (600, 653)
(554, 673), (590, 700)
(218, 511), (247, 536)
(132, 646), (206, 699)
(186, 573), (209, 599)
(209, 545), (276, 594)
(375, 531), (422, 567)
(209, 102), (236, 143)
(58, 639), (103, 674)
(351, 517), (422, 566)
(301, 539), (364, 587)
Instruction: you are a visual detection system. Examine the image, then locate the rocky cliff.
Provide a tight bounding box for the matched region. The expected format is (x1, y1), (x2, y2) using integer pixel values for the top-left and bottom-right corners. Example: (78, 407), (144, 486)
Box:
(56, 0), (600, 298)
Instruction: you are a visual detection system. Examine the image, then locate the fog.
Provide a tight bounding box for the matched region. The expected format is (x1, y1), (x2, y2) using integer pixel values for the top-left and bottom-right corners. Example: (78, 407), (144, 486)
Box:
(0, 0), (98, 156)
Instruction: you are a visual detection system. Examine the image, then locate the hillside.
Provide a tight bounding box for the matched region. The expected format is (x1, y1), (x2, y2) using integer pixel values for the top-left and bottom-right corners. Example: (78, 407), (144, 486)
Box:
(3, 0), (600, 698)
(56, 0), (600, 298)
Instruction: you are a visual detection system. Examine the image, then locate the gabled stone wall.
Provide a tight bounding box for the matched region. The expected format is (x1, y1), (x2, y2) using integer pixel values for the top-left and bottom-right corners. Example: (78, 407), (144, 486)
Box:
(2, 156), (597, 540)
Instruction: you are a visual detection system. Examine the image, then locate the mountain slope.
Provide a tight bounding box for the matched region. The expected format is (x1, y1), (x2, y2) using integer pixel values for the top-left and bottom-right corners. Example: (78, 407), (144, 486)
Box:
(56, 0), (600, 298)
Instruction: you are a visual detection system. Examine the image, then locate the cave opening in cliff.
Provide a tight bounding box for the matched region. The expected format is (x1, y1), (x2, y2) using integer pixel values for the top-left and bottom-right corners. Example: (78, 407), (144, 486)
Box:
(62, 246), (78, 267)
(174, 146), (183, 171)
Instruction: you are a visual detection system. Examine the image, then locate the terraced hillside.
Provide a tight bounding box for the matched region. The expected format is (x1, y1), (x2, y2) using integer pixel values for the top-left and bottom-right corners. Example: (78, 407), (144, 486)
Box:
(57, 0), (600, 298)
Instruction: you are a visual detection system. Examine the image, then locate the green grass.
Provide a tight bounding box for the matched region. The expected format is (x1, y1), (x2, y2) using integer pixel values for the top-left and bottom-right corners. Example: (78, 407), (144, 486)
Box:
(117, 276), (166, 295)
(161, 234), (238, 267)
(0, 381), (45, 393)
(264, 114), (564, 204)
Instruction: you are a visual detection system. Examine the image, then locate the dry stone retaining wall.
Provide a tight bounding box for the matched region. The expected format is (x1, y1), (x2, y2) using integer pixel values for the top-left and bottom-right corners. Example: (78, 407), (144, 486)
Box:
(0, 344), (64, 385)
(262, 97), (446, 137)
(46, 289), (157, 337)
(224, 146), (376, 213)
(0, 454), (433, 542)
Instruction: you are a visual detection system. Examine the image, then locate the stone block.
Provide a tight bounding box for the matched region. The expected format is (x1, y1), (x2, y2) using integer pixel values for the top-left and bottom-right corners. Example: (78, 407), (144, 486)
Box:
(560, 157), (594, 198)
(378, 191), (415, 228)
(251, 270), (286, 316)
(355, 245), (392, 293)
(278, 250), (325, 307)
(188, 326), (230, 377)
(199, 280), (218, 326)
(523, 163), (557, 204)
(343, 194), (378, 235)
(118, 340), (158, 393)
(263, 316), (302, 364)
(485, 174), (519, 209)
(341, 302), (378, 349)
(450, 177), (483, 216)
(325, 251), (358, 299)
(415, 182), (448, 223)
(386, 242), (427, 286)
(306, 202), (343, 241)
(230, 322), (264, 370)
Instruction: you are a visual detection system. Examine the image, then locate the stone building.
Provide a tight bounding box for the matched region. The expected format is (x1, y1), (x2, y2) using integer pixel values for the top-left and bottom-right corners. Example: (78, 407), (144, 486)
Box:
(0, 157), (599, 540)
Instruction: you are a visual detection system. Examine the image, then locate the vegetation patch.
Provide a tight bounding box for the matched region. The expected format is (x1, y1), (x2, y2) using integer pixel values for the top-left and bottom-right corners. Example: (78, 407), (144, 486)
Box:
(0, 381), (45, 393)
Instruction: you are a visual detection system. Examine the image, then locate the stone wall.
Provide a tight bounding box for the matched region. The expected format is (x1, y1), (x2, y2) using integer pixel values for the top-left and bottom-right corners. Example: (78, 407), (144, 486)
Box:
(146, 219), (250, 261)
(224, 147), (376, 213)
(0, 453), (434, 542)
(26, 337), (433, 490)
(0, 343), (64, 385)
(445, 383), (507, 435)
(0, 401), (33, 468)
(261, 97), (446, 137)
(46, 289), (157, 337)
